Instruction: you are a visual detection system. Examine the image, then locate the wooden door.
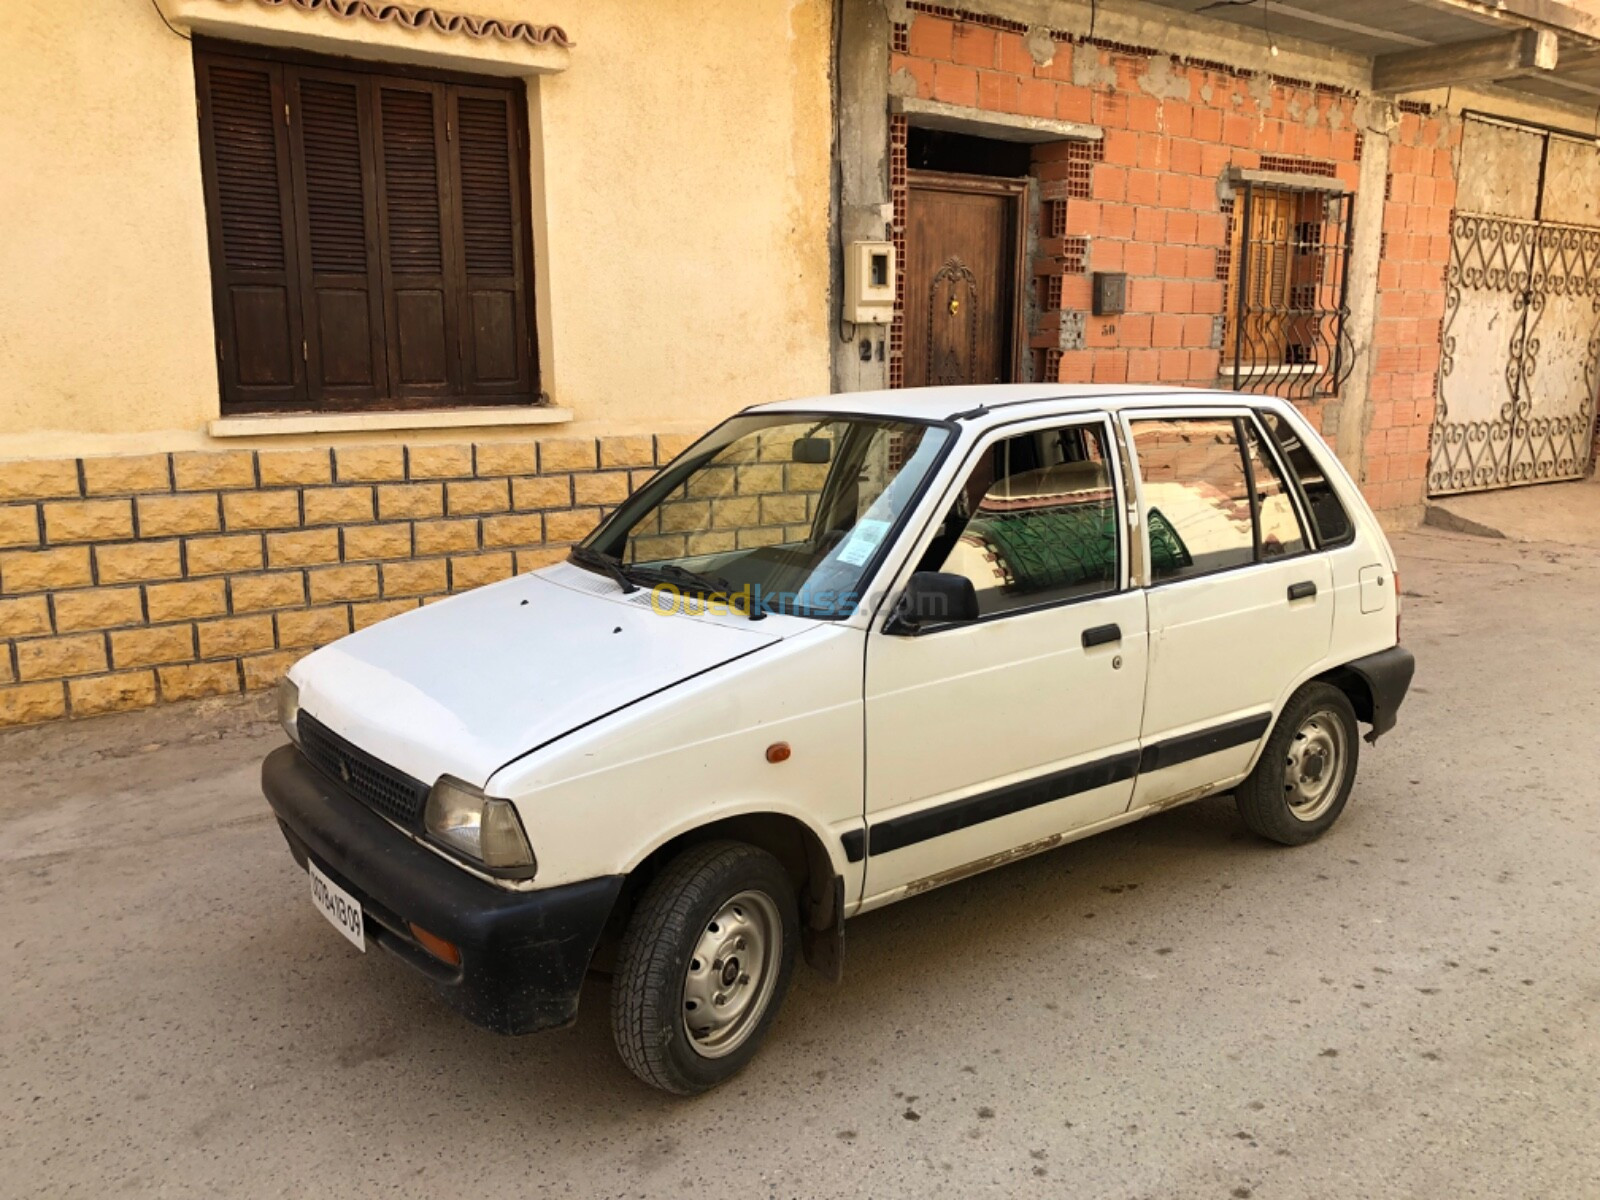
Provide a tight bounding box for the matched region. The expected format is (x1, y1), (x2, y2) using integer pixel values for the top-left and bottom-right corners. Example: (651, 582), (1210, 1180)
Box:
(903, 173), (1022, 388)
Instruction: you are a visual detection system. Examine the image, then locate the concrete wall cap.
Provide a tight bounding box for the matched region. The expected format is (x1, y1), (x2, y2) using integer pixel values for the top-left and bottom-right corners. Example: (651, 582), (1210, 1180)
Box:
(890, 96), (1103, 145)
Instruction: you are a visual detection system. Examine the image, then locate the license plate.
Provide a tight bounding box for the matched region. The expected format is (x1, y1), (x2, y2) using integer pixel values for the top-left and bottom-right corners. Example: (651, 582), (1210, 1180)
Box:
(308, 859), (365, 952)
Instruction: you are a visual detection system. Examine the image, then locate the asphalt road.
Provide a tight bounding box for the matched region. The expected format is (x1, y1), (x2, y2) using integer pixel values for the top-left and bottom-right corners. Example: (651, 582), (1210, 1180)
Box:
(4, 528), (1599, 1198)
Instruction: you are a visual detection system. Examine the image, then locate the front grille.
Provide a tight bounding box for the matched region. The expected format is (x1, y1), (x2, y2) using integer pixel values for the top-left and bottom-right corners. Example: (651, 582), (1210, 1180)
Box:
(298, 712), (430, 827)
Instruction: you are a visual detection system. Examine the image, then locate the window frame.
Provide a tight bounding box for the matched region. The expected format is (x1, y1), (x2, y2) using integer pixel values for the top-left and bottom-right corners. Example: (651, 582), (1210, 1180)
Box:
(192, 37), (540, 416)
(1222, 180), (1355, 401)
(877, 411), (1130, 635)
(1118, 406), (1316, 592)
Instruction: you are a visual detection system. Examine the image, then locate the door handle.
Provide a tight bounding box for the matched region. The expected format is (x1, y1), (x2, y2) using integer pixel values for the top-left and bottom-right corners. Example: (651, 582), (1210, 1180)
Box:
(1287, 581), (1318, 602)
(1082, 623), (1121, 648)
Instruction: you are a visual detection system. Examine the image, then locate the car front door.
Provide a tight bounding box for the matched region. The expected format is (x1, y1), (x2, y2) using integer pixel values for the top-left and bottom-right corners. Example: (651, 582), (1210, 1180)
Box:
(1122, 408), (1334, 807)
(860, 414), (1149, 907)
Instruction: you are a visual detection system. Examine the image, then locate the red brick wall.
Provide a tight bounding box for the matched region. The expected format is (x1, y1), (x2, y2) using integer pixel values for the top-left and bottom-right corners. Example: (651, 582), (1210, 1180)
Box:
(890, 6), (1451, 513)
(1365, 107), (1458, 511)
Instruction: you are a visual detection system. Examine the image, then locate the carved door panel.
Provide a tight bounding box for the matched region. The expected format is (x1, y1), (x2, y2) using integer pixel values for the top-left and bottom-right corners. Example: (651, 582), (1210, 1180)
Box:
(903, 173), (1020, 388)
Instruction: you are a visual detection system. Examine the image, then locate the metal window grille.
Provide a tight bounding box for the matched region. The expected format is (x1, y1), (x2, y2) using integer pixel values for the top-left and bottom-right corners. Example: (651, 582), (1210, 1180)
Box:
(1224, 182), (1355, 401)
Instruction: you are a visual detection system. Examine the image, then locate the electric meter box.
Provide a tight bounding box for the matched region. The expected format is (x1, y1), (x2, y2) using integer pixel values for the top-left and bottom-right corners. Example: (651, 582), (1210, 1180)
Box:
(844, 241), (895, 325)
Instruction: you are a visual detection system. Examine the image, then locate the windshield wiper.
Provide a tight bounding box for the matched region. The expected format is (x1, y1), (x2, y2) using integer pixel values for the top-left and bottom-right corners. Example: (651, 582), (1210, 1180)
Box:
(567, 544), (638, 594)
(632, 562), (765, 620)
(646, 561), (734, 594)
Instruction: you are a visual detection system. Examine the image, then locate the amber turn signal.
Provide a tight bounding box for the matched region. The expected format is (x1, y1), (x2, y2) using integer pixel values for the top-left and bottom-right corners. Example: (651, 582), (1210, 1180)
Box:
(766, 742), (791, 764)
(408, 922), (462, 966)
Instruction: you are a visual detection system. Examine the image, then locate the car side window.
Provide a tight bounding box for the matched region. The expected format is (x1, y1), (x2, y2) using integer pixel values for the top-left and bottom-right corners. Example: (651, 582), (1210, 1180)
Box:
(918, 422), (1120, 617)
(1128, 417), (1255, 582)
(1242, 421), (1308, 558)
(1259, 410), (1355, 546)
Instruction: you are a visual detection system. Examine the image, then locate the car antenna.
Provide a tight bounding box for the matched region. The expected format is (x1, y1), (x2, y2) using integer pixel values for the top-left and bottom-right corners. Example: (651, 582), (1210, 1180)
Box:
(950, 403), (990, 421)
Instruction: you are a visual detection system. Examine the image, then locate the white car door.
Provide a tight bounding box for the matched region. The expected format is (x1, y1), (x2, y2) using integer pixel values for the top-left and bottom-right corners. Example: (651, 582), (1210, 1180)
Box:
(860, 414), (1149, 908)
(1122, 408), (1334, 807)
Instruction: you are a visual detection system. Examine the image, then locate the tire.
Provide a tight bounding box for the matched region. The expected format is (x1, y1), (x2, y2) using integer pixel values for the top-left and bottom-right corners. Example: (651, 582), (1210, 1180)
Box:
(610, 841), (799, 1095)
(1235, 682), (1360, 846)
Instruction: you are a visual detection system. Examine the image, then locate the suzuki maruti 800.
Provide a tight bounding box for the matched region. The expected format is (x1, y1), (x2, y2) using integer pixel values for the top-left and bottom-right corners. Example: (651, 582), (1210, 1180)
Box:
(263, 385), (1413, 1093)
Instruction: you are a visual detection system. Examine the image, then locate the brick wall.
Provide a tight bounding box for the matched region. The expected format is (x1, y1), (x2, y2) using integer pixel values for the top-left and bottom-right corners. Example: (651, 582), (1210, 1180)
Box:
(1365, 106), (1458, 512)
(0, 435), (693, 728)
(889, 6), (1451, 513)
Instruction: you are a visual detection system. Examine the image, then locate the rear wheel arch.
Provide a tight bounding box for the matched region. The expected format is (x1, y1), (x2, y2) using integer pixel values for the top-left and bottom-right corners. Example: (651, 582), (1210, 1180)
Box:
(1314, 663), (1375, 727)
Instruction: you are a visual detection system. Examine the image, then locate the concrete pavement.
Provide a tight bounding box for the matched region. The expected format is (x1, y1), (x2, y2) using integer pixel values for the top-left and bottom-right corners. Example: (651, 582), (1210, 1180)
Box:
(4, 528), (1600, 1198)
(1424, 473), (1600, 546)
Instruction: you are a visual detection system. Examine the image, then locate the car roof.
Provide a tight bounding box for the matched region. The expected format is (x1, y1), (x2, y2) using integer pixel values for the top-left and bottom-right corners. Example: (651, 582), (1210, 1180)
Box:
(750, 383), (1284, 425)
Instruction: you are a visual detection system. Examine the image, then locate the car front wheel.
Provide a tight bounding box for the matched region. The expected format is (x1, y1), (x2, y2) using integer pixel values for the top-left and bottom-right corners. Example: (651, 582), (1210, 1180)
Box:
(1235, 682), (1360, 845)
(610, 840), (798, 1094)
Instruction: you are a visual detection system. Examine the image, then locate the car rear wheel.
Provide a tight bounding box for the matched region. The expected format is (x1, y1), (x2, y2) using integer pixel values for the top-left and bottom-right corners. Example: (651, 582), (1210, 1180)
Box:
(610, 840), (798, 1094)
(1235, 682), (1360, 846)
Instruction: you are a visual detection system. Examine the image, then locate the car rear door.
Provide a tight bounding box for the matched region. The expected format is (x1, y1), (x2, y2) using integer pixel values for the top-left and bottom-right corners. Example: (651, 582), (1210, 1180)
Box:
(860, 412), (1148, 907)
(1121, 407), (1334, 807)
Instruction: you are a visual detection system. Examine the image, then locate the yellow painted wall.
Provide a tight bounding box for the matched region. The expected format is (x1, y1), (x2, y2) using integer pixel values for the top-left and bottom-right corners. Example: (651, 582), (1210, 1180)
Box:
(0, 0), (833, 457)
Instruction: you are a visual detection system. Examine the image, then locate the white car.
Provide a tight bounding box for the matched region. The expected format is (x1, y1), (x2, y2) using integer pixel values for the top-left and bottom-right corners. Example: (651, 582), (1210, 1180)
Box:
(264, 384), (1413, 1093)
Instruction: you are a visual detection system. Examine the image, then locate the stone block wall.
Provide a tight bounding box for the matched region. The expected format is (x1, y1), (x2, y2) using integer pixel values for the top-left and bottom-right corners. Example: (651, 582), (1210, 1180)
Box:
(0, 434), (694, 727)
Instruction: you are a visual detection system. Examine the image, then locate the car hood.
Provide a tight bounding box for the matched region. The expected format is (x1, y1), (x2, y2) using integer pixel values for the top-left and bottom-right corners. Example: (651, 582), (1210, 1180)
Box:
(291, 565), (786, 787)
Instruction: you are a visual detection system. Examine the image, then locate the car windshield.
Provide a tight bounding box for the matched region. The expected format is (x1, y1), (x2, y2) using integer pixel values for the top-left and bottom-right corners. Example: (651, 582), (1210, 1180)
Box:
(580, 413), (952, 619)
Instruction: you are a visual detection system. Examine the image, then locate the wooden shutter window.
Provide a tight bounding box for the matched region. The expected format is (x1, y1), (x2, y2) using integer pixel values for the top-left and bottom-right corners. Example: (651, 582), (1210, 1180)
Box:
(194, 42), (537, 414)
(379, 87), (447, 274)
(454, 88), (531, 392)
(198, 58), (305, 406)
(1225, 188), (1296, 368)
(299, 78), (367, 274)
(457, 95), (517, 276)
(293, 72), (387, 398)
(212, 67), (288, 270)
(376, 83), (458, 396)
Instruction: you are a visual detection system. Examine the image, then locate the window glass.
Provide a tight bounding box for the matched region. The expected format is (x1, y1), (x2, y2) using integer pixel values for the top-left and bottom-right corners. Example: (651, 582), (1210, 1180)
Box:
(920, 423), (1119, 617)
(585, 415), (950, 620)
(1242, 423), (1307, 558)
(1129, 418), (1255, 582)
(1259, 411), (1353, 545)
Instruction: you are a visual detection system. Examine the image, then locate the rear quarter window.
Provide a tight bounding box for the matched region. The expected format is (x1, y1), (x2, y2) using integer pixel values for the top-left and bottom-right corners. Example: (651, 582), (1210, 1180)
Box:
(1259, 411), (1355, 547)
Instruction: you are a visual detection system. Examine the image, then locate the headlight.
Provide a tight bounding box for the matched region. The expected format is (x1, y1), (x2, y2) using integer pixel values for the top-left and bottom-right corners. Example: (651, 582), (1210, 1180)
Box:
(278, 678), (300, 744)
(424, 776), (536, 871)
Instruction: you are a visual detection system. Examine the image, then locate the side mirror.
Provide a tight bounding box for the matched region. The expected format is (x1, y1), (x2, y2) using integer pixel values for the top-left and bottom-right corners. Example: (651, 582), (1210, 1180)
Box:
(887, 571), (979, 634)
(792, 436), (833, 464)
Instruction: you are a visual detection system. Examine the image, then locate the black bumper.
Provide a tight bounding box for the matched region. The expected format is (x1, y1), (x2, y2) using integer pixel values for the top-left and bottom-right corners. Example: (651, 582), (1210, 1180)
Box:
(262, 744), (622, 1035)
(1346, 645), (1416, 741)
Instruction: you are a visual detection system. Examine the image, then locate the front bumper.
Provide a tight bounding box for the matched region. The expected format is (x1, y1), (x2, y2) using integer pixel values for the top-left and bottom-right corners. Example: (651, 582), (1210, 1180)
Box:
(262, 744), (622, 1035)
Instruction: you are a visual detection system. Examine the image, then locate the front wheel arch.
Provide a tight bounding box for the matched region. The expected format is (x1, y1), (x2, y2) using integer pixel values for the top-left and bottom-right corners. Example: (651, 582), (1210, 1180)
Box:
(598, 812), (843, 978)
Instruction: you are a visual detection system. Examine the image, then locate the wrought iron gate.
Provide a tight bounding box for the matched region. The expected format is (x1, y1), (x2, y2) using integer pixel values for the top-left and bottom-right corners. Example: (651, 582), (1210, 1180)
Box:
(1428, 119), (1600, 495)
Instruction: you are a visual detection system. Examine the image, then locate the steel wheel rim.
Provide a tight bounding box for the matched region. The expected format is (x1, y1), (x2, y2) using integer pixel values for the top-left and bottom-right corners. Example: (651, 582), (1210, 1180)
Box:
(1283, 709), (1347, 822)
(680, 889), (782, 1059)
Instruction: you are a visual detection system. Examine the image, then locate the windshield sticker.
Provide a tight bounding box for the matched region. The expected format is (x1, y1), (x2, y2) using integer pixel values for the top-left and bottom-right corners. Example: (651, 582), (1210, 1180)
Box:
(836, 518), (891, 567)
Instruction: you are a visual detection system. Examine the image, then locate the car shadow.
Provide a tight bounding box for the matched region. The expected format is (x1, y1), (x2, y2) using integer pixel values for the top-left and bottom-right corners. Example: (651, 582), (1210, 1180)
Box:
(297, 793), (1291, 1115)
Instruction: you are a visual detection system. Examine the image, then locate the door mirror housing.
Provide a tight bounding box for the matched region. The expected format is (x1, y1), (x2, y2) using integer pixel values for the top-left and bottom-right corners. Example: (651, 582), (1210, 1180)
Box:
(887, 571), (980, 634)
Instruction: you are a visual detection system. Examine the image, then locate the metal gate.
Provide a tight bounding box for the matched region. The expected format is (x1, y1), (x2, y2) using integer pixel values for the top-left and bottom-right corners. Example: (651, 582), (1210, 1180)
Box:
(1428, 117), (1600, 495)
